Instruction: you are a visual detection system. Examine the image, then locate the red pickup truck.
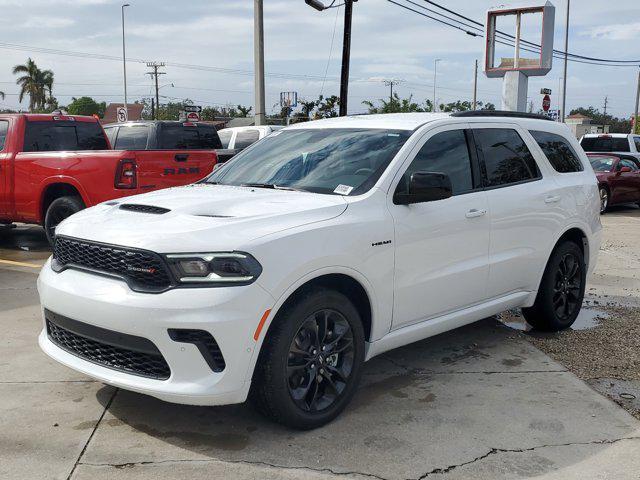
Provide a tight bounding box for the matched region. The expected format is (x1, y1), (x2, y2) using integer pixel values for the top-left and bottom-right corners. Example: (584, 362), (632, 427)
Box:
(0, 114), (217, 244)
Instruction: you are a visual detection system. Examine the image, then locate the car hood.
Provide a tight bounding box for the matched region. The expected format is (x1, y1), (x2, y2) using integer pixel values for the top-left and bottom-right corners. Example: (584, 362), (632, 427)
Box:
(57, 184), (348, 252)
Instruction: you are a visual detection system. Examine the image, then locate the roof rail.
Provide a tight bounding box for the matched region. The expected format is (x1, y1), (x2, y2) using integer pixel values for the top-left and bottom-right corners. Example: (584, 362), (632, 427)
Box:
(451, 110), (553, 121)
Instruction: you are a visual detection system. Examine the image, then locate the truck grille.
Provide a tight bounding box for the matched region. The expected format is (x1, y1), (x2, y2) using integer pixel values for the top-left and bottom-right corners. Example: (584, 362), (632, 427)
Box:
(45, 310), (171, 380)
(52, 236), (173, 293)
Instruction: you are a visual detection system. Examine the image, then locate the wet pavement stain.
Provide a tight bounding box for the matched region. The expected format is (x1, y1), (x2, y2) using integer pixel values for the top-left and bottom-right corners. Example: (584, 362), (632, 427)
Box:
(351, 373), (418, 409)
(420, 393), (436, 403)
(440, 344), (490, 365)
(498, 307), (608, 332)
(502, 358), (523, 367)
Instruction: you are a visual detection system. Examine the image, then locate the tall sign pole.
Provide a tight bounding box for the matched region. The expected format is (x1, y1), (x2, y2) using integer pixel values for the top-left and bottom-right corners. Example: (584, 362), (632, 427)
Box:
(561, 0), (570, 122)
(633, 67), (640, 134)
(121, 4), (130, 120)
(339, 0), (354, 116)
(254, 0), (266, 126)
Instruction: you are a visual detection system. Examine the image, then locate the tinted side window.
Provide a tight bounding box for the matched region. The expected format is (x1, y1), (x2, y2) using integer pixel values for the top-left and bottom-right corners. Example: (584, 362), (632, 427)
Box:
(530, 130), (583, 173)
(619, 159), (638, 171)
(397, 129), (473, 195)
(114, 126), (149, 150)
(159, 125), (222, 149)
(23, 121), (108, 152)
(0, 120), (8, 150)
(234, 130), (260, 149)
(634, 137), (640, 152)
(474, 128), (540, 187)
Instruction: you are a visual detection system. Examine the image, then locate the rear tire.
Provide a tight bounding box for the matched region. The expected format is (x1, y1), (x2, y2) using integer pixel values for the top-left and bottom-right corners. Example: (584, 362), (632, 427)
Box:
(44, 196), (85, 246)
(522, 241), (586, 332)
(251, 288), (365, 430)
(599, 186), (609, 214)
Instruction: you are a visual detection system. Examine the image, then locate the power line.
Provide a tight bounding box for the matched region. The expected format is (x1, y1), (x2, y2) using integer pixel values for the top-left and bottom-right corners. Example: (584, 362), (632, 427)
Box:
(388, 0), (640, 67)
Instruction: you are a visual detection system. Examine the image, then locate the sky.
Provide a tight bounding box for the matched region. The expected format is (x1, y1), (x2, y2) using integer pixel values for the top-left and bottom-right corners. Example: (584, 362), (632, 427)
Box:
(0, 0), (638, 118)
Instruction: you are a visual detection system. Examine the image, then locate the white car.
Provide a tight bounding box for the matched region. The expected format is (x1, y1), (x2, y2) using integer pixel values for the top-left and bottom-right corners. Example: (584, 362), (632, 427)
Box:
(580, 133), (640, 161)
(38, 112), (601, 429)
(217, 125), (283, 150)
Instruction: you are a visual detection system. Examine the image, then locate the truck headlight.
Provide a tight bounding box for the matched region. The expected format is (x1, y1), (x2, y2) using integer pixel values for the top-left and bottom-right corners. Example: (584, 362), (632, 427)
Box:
(165, 252), (262, 286)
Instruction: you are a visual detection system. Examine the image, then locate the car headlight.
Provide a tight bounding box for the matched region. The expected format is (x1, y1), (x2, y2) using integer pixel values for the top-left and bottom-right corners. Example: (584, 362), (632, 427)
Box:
(165, 252), (262, 286)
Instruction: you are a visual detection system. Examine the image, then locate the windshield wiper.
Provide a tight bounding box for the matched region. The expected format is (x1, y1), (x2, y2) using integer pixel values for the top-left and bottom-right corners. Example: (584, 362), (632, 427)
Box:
(240, 183), (303, 192)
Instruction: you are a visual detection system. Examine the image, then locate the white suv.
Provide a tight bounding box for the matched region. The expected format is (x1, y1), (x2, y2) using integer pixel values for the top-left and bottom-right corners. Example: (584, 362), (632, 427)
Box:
(38, 112), (601, 429)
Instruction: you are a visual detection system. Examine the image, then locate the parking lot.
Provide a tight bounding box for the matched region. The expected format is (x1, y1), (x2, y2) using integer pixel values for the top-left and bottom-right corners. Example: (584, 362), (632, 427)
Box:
(2, 209), (640, 480)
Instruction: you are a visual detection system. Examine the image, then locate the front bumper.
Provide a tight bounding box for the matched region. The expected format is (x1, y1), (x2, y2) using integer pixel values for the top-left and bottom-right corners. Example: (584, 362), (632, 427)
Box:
(37, 258), (275, 405)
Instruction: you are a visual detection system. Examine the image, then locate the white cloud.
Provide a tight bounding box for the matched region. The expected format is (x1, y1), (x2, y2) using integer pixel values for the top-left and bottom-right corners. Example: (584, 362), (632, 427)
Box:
(22, 16), (74, 29)
(583, 22), (640, 41)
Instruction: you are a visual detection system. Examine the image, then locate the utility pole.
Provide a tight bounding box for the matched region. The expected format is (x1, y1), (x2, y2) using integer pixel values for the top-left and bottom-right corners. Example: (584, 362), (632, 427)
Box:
(433, 59), (441, 112)
(146, 62), (166, 120)
(254, 0), (266, 126)
(339, 0), (354, 116)
(602, 96), (609, 133)
(633, 68), (640, 134)
(121, 4), (130, 119)
(384, 79), (401, 105)
(561, 0), (570, 123)
(472, 59), (478, 110)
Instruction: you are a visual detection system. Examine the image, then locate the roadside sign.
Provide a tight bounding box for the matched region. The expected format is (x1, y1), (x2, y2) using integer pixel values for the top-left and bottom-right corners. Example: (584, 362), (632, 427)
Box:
(116, 106), (128, 122)
(186, 111), (200, 122)
(546, 109), (559, 121)
(183, 105), (202, 113)
(542, 94), (551, 112)
(280, 91), (298, 108)
(540, 88), (552, 95)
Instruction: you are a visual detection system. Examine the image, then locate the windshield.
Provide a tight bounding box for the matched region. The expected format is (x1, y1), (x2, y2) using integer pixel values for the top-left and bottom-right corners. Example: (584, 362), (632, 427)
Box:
(205, 128), (411, 195)
(589, 156), (615, 172)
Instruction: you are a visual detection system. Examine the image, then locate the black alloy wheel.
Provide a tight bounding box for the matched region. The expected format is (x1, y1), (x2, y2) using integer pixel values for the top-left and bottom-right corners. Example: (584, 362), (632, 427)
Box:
(287, 309), (355, 412)
(552, 252), (582, 321)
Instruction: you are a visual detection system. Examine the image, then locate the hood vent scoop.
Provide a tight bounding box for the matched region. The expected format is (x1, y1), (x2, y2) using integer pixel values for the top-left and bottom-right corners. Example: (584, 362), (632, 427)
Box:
(119, 204), (170, 215)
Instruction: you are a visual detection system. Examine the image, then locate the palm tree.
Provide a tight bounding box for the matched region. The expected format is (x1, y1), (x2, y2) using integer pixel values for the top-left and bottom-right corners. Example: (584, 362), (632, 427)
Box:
(0, 91), (4, 100)
(13, 58), (54, 112)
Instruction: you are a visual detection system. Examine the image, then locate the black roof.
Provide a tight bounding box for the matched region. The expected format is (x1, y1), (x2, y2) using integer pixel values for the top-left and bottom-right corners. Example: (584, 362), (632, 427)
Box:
(451, 110), (553, 121)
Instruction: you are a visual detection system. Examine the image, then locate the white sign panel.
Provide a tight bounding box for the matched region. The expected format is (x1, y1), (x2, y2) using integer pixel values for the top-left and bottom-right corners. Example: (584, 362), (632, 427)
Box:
(116, 107), (128, 123)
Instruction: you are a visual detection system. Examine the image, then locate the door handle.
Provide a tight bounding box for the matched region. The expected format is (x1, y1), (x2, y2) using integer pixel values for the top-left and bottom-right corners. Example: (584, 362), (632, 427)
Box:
(174, 154), (189, 162)
(465, 208), (487, 218)
(544, 195), (561, 204)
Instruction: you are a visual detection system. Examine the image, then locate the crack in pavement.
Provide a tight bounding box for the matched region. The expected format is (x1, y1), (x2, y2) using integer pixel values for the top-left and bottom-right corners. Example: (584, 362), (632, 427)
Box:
(377, 356), (567, 375)
(67, 388), (118, 480)
(416, 437), (640, 479)
(78, 458), (388, 480)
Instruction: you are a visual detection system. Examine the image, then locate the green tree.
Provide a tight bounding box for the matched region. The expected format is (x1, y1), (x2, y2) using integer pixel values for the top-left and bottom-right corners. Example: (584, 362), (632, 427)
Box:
(13, 58), (54, 112)
(235, 105), (252, 117)
(569, 106), (632, 133)
(315, 95), (340, 118)
(363, 93), (430, 113)
(66, 96), (106, 117)
(439, 100), (495, 112)
(200, 106), (221, 121)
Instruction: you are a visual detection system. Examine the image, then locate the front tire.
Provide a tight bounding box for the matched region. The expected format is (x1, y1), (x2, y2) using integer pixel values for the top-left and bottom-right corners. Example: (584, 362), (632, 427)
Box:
(522, 241), (586, 332)
(44, 196), (85, 246)
(251, 288), (365, 429)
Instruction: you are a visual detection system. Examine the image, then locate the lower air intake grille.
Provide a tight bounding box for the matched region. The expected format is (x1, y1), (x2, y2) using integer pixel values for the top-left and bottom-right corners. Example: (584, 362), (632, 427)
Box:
(46, 310), (171, 380)
(168, 329), (226, 372)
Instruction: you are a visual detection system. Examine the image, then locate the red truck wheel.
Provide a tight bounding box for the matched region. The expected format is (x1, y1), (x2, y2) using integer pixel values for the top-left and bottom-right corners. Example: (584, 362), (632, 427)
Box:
(44, 196), (85, 246)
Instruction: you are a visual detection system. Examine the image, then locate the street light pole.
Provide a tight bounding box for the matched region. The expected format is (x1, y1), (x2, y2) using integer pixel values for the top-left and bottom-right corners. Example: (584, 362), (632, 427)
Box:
(254, 0), (266, 126)
(339, 0), (354, 116)
(561, 0), (570, 123)
(121, 4), (130, 119)
(433, 59), (441, 112)
(633, 67), (640, 134)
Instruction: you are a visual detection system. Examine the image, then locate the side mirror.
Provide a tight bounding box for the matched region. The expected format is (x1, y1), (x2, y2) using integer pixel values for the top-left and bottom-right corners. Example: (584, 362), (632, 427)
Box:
(619, 166), (632, 173)
(394, 171), (453, 205)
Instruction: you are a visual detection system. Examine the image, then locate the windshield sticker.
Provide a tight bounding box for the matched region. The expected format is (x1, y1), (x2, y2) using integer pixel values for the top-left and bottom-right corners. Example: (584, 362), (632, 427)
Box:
(334, 184), (354, 195)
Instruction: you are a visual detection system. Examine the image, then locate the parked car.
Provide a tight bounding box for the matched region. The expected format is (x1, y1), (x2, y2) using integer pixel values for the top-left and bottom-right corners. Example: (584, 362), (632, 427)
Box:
(580, 133), (640, 161)
(588, 153), (640, 213)
(0, 114), (217, 244)
(217, 125), (283, 161)
(38, 111), (601, 429)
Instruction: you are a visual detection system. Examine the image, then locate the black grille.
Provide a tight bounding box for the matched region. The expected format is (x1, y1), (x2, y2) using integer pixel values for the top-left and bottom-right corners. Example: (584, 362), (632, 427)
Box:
(46, 310), (170, 380)
(53, 236), (173, 292)
(119, 204), (170, 214)
(168, 329), (226, 372)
